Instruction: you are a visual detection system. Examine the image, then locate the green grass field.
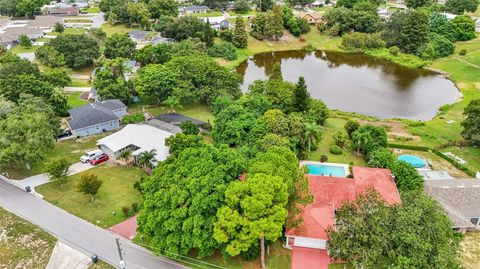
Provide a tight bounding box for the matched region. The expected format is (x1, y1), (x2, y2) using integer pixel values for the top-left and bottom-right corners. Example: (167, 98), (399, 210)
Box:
(67, 92), (89, 108)
(101, 23), (137, 36)
(0, 208), (56, 269)
(188, 11), (223, 18)
(37, 165), (145, 228)
(9, 45), (39, 54)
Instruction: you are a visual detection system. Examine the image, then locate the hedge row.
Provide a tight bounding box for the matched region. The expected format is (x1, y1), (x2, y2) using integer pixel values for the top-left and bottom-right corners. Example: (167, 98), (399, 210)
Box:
(388, 143), (476, 177)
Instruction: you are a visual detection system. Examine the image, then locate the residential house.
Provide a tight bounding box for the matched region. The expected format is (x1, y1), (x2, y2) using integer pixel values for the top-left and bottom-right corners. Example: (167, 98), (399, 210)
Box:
(180, 5), (210, 15)
(424, 179), (480, 233)
(128, 29), (152, 45)
(50, 6), (80, 16)
(67, 99), (127, 137)
(154, 113), (210, 129)
(296, 12), (321, 25)
(203, 16), (231, 31)
(0, 34), (17, 49)
(0, 27), (44, 47)
(285, 166), (401, 269)
(27, 15), (64, 32)
(145, 119), (183, 134)
(96, 124), (175, 166)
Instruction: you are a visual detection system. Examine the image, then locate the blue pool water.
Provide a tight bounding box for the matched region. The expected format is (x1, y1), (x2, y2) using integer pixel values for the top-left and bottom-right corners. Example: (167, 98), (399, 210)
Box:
(398, 154), (426, 168)
(306, 164), (347, 177)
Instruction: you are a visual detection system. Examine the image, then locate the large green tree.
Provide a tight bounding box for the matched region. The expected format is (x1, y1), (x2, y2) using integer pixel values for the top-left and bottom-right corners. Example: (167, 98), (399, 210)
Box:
(405, 0), (434, 8)
(451, 15), (476, 41)
(147, 0), (178, 19)
(214, 173), (288, 268)
(351, 124), (387, 155)
(0, 95), (59, 170)
(445, 0), (479, 15)
(233, 16), (248, 48)
(49, 34), (100, 69)
(93, 58), (132, 103)
(461, 99), (480, 146)
(293, 77), (310, 113)
(135, 43), (172, 65)
(399, 9), (429, 54)
(138, 144), (247, 257)
(103, 33), (136, 59)
(126, 2), (151, 29)
(264, 6), (284, 40)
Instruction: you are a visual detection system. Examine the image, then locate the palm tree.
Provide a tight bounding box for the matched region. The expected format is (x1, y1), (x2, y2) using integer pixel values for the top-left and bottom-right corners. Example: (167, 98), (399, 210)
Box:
(118, 150), (131, 163)
(304, 123), (322, 159)
(138, 149), (157, 169)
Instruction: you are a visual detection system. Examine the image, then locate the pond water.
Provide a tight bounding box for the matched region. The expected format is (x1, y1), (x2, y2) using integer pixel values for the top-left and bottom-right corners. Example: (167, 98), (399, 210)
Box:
(236, 50), (461, 120)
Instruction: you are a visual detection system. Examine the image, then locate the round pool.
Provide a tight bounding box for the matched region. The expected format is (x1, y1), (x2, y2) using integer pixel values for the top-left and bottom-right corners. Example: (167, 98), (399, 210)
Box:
(398, 155), (427, 168)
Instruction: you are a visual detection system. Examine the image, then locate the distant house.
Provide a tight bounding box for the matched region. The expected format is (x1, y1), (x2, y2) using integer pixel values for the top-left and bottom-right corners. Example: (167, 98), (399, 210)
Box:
(27, 15), (64, 32)
(203, 16), (231, 31)
(180, 5), (210, 15)
(285, 166), (401, 269)
(50, 6), (80, 16)
(3, 27), (44, 39)
(0, 34), (18, 49)
(296, 12), (321, 25)
(128, 29), (151, 45)
(67, 99), (127, 137)
(424, 179), (480, 233)
(154, 113), (209, 129)
(97, 124), (175, 166)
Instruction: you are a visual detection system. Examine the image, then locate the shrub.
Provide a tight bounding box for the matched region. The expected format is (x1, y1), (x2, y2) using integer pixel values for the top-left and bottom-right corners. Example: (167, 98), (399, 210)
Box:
(332, 131), (347, 148)
(342, 33), (385, 50)
(317, 23), (327, 33)
(54, 22), (64, 33)
(219, 29), (234, 42)
(131, 202), (139, 212)
(179, 120), (200, 135)
(459, 49), (466, 56)
(121, 206), (130, 216)
(389, 46), (400, 56)
(367, 148), (396, 168)
(344, 119), (360, 138)
(320, 154), (328, 162)
(122, 113), (145, 124)
(330, 145), (343, 155)
(207, 42), (237, 61)
(419, 33), (454, 60)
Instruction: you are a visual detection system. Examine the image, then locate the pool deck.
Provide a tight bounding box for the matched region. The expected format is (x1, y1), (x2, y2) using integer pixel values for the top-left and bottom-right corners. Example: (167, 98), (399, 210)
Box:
(300, 161), (350, 176)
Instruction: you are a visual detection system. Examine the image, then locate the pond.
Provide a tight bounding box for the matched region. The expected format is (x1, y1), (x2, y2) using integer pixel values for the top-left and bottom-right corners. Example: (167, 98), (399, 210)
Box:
(236, 50), (461, 120)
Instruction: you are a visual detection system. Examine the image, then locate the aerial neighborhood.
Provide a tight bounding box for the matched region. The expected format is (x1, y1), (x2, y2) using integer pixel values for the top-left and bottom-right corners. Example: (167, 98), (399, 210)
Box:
(0, 0), (480, 268)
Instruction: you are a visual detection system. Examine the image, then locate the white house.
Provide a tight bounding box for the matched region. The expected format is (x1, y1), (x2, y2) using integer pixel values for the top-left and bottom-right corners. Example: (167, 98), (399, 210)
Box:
(203, 16), (231, 31)
(96, 124), (175, 167)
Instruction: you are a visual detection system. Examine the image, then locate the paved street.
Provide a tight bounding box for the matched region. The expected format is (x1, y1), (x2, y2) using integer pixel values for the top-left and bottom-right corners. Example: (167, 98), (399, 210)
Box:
(0, 179), (188, 269)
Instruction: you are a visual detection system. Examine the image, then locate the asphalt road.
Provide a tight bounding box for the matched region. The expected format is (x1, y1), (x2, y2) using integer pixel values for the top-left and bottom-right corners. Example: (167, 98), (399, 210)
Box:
(0, 179), (188, 269)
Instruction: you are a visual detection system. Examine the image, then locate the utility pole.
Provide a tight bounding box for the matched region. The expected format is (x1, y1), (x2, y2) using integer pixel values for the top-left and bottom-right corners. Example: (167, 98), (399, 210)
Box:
(116, 238), (126, 269)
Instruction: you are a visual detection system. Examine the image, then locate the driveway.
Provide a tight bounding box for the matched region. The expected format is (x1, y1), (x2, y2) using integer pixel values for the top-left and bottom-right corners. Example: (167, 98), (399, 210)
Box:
(0, 178), (188, 269)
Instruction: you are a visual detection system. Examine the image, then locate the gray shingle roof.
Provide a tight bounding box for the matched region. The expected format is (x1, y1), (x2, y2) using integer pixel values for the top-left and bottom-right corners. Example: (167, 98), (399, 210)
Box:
(154, 113), (206, 126)
(424, 179), (480, 228)
(128, 30), (151, 41)
(68, 100), (126, 130)
(145, 119), (182, 134)
(183, 5), (210, 11)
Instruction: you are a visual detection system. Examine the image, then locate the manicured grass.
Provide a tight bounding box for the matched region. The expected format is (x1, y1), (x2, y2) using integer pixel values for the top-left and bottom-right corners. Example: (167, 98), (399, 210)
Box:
(128, 103), (215, 125)
(461, 232), (480, 269)
(309, 118), (366, 166)
(3, 133), (107, 179)
(50, 28), (87, 36)
(228, 10), (257, 16)
(84, 6), (101, 13)
(101, 23), (138, 36)
(37, 165), (145, 228)
(70, 78), (91, 87)
(67, 92), (89, 108)
(9, 45), (40, 54)
(0, 208), (56, 269)
(64, 19), (93, 23)
(329, 264), (353, 269)
(313, 6), (333, 13)
(188, 11), (223, 18)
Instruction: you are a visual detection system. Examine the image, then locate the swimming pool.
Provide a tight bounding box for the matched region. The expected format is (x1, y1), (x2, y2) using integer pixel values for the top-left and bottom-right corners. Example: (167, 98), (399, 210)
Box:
(398, 154), (427, 168)
(306, 163), (348, 177)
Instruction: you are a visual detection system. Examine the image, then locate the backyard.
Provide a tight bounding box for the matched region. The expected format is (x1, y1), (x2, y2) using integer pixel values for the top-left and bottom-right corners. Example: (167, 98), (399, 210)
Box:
(461, 232), (480, 269)
(36, 165), (145, 228)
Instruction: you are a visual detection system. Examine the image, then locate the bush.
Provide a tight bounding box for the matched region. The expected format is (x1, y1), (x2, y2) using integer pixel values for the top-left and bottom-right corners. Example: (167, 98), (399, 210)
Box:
(367, 148), (396, 168)
(344, 119), (360, 138)
(459, 49), (467, 56)
(330, 145), (343, 155)
(219, 29), (234, 42)
(131, 202), (139, 212)
(54, 22), (64, 33)
(389, 46), (400, 56)
(342, 33), (385, 50)
(332, 131), (347, 148)
(320, 154), (328, 162)
(207, 42), (237, 61)
(418, 33), (454, 60)
(121, 206), (130, 216)
(122, 113), (145, 124)
(317, 23), (327, 33)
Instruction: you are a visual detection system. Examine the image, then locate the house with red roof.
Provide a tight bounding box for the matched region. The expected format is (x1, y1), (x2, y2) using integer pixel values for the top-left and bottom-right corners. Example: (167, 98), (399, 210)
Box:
(285, 166), (401, 269)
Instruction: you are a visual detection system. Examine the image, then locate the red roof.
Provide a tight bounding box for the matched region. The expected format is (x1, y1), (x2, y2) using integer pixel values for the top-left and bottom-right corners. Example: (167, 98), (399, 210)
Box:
(292, 247), (330, 269)
(286, 166), (401, 240)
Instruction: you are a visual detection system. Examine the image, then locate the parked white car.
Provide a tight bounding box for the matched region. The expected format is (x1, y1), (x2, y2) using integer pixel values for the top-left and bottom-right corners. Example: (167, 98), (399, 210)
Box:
(80, 149), (104, 163)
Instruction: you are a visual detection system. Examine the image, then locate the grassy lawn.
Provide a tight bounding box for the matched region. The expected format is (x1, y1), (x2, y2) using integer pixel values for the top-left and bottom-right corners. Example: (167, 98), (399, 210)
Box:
(50, 27), (87, 36)
(90, 260), (116, 269)
(0, 208), (56, 269)
(228, 10), (257, 16)
(461, 232), (480, 269)
(3, 133), (106, 179)
(308, 118), (366, 166)
(128, 103), (215, 125)
(9, 45), (40, 54)
(64, 19), (93, 23)
(329, 264), (352, 269)
(67, 91), (89, 108)
(188, 11), (223, 18)
(313, 6), (333, 13)
(101, 23), (137, 36)
(37, 165), (145, 228)
(84, 6), (101, 13)
(70, 78), (91, 87)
